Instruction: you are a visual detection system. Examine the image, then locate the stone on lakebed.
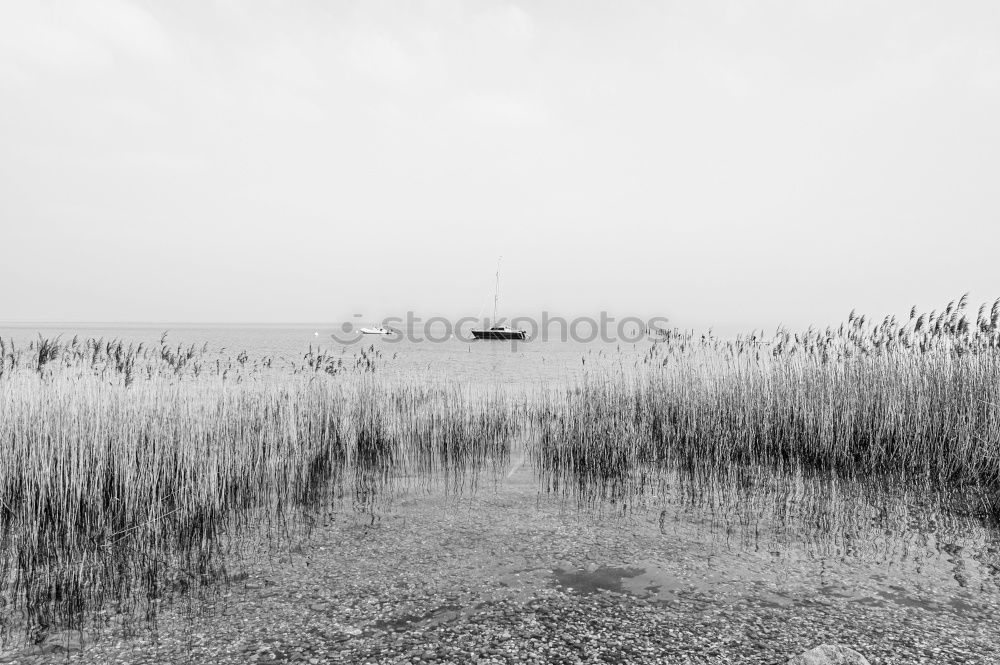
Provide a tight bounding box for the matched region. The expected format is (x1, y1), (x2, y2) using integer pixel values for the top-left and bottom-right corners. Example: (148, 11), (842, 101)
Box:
(23, 629), (92, 656)
(787, 644), (871, 665)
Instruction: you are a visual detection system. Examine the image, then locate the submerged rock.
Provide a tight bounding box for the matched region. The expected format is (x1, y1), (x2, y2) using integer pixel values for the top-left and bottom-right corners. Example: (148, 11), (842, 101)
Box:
(787, 644), (871, 665)
(26, 629), (91, 655)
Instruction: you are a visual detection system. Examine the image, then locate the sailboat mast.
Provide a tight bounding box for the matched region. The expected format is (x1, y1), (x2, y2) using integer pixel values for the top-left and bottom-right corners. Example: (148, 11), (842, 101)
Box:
(493, 257), (501, 325)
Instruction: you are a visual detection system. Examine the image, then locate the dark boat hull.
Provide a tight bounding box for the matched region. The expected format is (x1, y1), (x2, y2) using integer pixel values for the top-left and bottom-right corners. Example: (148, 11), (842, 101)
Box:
(471, 330), (527, 340)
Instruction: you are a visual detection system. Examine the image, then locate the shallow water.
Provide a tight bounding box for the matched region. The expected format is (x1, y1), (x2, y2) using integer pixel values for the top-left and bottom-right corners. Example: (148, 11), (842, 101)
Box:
(301, 466), (1000, 662)
(2, 449), (998, 663)
(530, 480), (1000, 613)
(394, 456), (1000, 624)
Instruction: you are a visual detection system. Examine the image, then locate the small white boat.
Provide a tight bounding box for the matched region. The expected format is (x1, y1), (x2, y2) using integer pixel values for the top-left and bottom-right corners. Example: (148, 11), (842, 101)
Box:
(360, 325), (393, 335)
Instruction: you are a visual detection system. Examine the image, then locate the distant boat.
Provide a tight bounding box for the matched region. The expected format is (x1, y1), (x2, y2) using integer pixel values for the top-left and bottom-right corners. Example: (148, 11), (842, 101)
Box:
(471, 324), (527, 341)
(471, 258), (528, 341)
(360, 325), (393, 335)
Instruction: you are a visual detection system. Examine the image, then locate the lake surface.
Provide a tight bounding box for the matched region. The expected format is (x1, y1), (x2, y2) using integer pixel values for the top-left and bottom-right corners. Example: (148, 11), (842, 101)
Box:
(0, 323), (660, 384)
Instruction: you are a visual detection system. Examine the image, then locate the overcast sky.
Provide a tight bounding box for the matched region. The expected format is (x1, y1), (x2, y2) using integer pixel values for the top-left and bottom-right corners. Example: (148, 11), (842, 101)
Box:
(2, 1), (998, 333)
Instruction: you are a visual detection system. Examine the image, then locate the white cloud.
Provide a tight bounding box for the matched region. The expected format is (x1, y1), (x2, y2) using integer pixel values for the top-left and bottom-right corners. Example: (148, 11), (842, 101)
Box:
(0, 59), (30, 86)
(3, 0), (1000, 326)
(97, 97), (168, 125)
(81, 0), (172, 63)
(0, 7), (113, 75)
(452, 91), (548, 127)
(344, 27), (424, 89)
(491, 5), (535, 42)
(0, 0), (171, 77)
(258, 41), (325, 92)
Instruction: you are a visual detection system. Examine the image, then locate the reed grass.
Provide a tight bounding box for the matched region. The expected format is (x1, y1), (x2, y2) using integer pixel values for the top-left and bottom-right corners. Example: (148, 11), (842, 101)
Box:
(533, 296), (1000, 515)
(0, 339), (518, 642)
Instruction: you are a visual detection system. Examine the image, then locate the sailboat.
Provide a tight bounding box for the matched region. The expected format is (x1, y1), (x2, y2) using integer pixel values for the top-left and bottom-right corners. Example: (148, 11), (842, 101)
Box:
(471, 258), (528, 341)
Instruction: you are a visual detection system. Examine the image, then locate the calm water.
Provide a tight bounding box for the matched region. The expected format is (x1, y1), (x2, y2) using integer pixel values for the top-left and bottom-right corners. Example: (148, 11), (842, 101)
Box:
(0, 323), (659, 384)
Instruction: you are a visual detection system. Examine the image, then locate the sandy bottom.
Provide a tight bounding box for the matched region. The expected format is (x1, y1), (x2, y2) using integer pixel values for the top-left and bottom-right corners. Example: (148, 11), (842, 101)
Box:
(6, 466), (999, 665)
